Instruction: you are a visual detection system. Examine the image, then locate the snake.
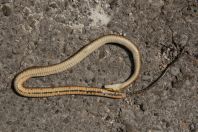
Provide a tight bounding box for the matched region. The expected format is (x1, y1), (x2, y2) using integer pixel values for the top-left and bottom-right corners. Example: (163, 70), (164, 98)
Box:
(14, 35), (141, 99)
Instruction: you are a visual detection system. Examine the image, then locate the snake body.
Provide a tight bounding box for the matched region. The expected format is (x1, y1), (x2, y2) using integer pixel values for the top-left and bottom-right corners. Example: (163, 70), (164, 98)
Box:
(14, 35), (141, 99)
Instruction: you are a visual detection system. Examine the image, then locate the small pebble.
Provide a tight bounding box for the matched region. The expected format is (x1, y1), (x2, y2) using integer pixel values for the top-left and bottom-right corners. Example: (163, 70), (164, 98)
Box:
(170, 66), (180, 76)
(185, 80), (191, 86)
(85, 70), (94, 80)
(142, 75), (152, 81)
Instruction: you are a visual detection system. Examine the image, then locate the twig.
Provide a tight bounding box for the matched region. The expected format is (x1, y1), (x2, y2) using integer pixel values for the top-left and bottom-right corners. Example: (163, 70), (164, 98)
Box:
(133, 47), (185, 95)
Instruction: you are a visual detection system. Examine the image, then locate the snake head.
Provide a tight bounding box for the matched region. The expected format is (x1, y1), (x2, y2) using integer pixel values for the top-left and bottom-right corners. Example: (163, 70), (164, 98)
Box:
(104, 83), (124, 92)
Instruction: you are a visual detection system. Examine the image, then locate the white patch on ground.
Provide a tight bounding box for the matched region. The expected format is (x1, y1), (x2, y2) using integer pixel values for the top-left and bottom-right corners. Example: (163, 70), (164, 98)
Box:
(89, 5), (111, 27)
(69, 23), (85, 32)
(148, 0), (164, 8)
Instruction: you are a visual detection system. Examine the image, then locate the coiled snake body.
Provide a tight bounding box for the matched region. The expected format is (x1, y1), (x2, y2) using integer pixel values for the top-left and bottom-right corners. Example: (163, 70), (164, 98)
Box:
(14, 35), (141, 99)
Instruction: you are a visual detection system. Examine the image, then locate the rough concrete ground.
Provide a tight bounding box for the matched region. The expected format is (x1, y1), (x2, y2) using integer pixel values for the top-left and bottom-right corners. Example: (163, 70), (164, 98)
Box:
(0, 0), (198, 131)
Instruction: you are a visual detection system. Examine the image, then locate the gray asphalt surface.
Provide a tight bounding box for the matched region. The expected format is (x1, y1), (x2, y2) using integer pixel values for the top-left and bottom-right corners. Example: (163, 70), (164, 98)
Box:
(0, 0), (198, 131)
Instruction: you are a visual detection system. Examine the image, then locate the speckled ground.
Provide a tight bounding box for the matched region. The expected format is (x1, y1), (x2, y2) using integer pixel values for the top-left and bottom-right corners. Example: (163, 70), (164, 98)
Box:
(0, 0), (198, 132)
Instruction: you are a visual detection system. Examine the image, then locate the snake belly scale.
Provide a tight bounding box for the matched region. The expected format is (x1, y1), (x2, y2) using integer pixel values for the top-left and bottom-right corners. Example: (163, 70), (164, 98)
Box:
(14, 35), (141, 99)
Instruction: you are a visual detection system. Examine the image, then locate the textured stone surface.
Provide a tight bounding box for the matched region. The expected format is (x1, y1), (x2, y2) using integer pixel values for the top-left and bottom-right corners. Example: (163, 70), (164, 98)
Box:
(0, 0), (198, 131)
